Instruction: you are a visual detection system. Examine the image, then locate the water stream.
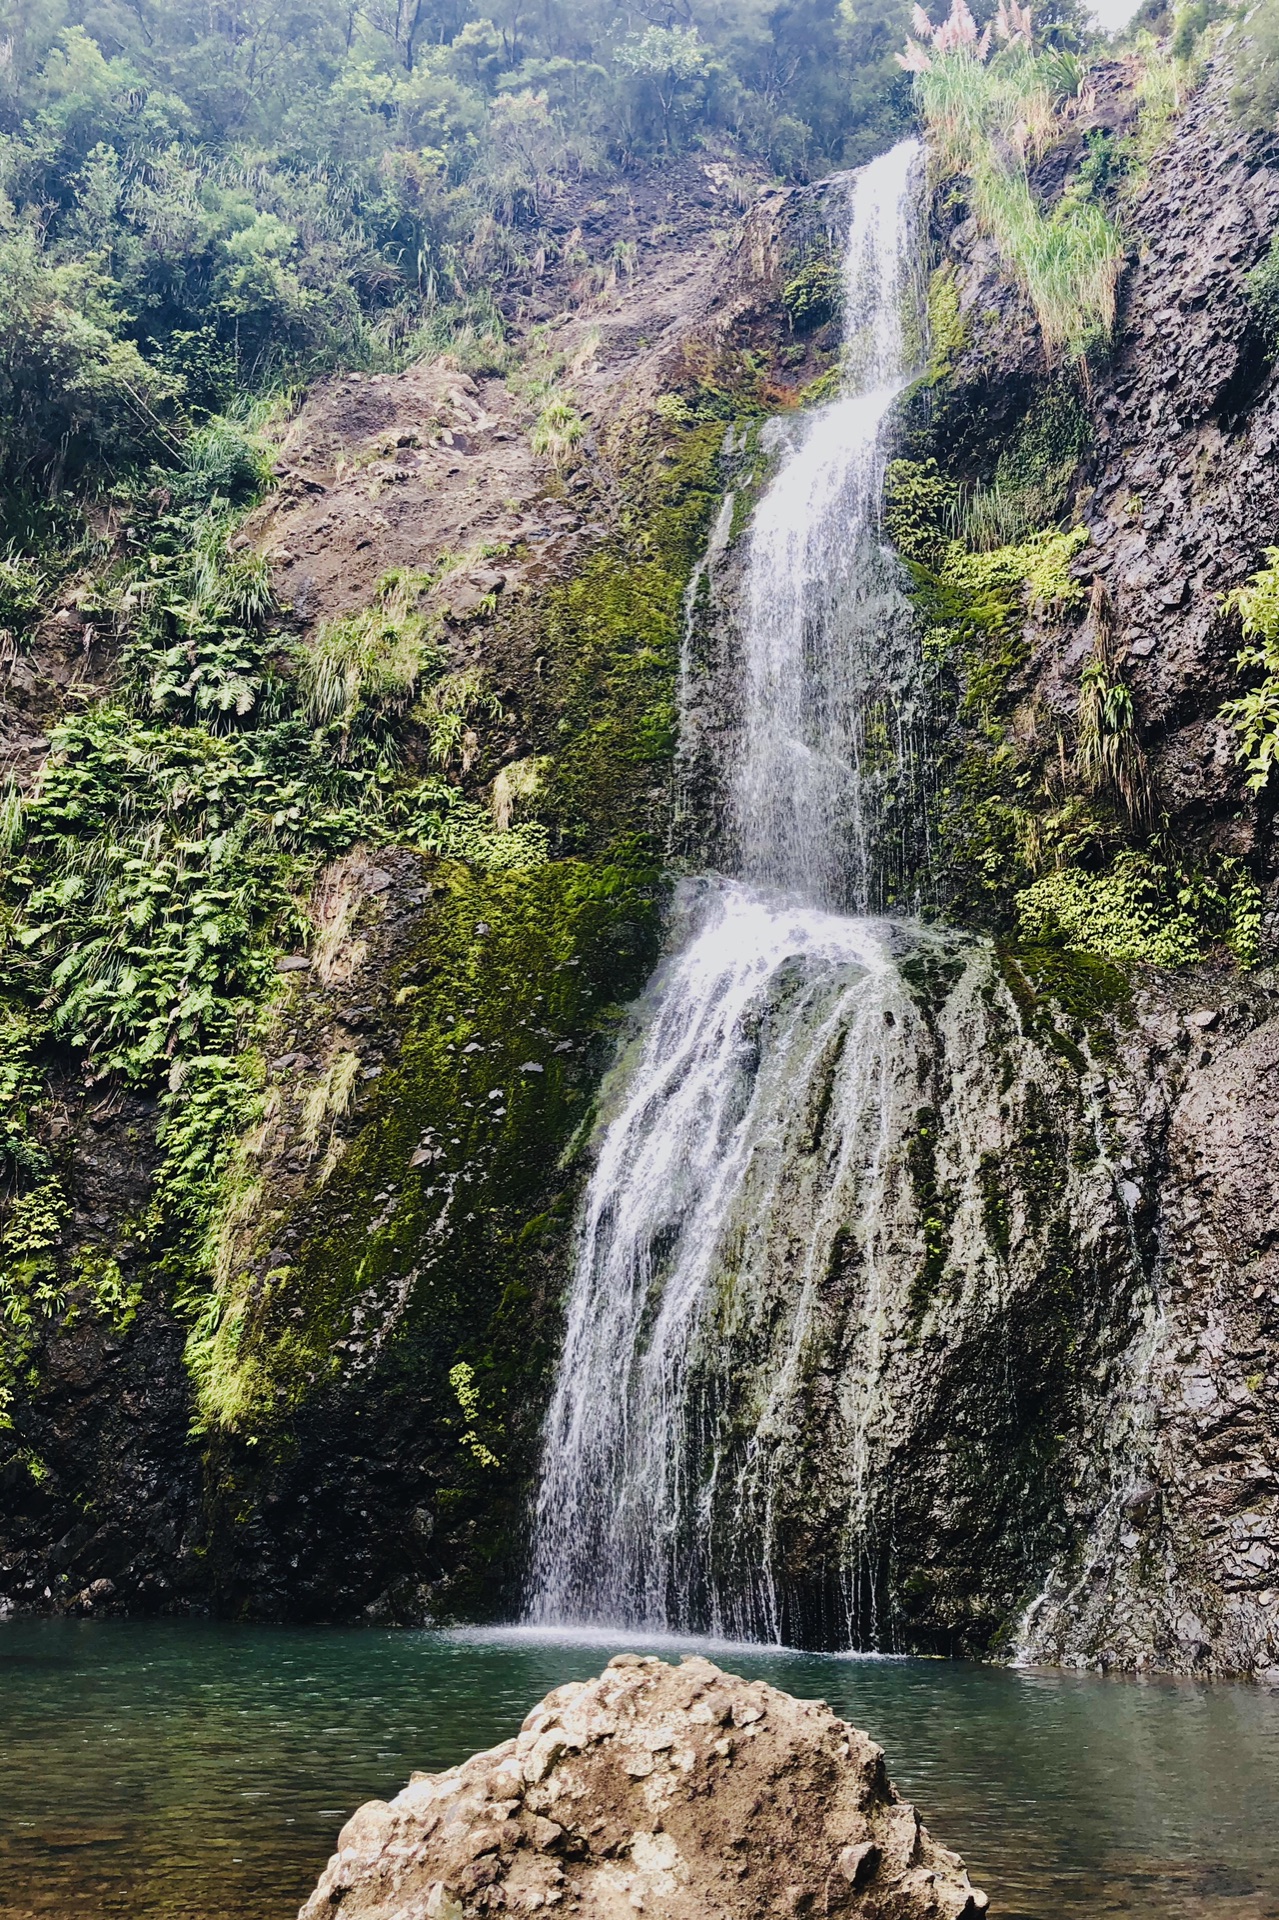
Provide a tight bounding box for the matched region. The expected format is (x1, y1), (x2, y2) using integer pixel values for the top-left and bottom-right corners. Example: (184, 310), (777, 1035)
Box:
(528, 141), (942, 1636)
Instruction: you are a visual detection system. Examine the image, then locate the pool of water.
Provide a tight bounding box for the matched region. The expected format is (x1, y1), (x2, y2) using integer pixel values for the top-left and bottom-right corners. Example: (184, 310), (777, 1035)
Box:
(1, 1619), (1276, 1920)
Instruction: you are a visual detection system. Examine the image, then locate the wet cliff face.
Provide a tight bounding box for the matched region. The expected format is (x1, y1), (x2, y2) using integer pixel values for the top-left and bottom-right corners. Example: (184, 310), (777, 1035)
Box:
(914, 57), (1279, 887)
(1078, 72), (1279, 858)
(616, 51), (1279, 1676)
(880, 48), (1279, 1676)
(3, 69), (1278, 1680)
(1022, 979), (1279, 1679)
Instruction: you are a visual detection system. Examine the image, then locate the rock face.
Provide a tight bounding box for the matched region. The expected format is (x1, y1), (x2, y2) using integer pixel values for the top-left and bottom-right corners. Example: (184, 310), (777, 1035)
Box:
(300, 1655), (986, 1920)
(1020, 984), (1279, 1678)
(875, 46), (1279, 1675)
(930, 55), (1279, 872)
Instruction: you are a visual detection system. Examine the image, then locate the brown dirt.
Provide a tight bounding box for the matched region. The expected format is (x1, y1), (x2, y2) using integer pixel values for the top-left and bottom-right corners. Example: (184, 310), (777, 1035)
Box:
(245, 157), (808, 648)
(246, 365), (546, 632)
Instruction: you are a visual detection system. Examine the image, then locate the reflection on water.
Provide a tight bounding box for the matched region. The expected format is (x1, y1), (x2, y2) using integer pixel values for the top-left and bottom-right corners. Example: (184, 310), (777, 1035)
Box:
(1, 1618), (1277, 1920)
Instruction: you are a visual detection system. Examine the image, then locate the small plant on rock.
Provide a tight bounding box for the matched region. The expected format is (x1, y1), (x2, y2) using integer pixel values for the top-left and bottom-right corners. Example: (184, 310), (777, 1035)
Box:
(1074, 581), (1154, 826)
(531, 395), (586, 467)
(1220, 547), (1279, 791)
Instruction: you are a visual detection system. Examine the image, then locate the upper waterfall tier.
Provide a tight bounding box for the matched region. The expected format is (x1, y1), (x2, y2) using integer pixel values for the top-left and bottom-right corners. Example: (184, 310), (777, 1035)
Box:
(733, 137), (925, 912)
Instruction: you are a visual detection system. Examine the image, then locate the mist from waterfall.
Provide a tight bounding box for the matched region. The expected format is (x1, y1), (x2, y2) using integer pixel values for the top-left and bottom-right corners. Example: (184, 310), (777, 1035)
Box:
(527, 141), (934, 1638)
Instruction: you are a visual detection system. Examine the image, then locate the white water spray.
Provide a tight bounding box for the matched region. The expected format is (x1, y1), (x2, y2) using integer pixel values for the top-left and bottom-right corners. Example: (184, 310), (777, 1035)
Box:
(735, 140), (926, 908)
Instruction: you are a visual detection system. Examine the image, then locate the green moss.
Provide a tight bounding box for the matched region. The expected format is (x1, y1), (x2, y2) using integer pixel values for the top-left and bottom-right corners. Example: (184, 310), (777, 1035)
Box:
(906, 1105), (957, 1322)
(915, 522), (1085, 918)
(925, 264), (967, 387)
(535, 415), (725, 859)
(782, 258), (843, 332)
(193, 854), (661, 1441)
(978, 1150), (1011, 1260)
(997, 943), (1123, 1069)
(956, 381), (1091, 549)
(1009, 943), (1131, 1024)
(886, 455), (1097, 928)
(889, 459), (1086, 697)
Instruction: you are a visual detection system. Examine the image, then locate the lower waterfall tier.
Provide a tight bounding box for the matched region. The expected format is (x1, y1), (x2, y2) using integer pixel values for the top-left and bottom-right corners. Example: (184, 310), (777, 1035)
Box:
(529, 878), (1152, 1655)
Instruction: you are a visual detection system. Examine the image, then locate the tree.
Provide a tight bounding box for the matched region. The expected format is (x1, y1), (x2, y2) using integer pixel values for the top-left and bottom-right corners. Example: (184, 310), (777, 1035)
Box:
(614, 22), (709, 144)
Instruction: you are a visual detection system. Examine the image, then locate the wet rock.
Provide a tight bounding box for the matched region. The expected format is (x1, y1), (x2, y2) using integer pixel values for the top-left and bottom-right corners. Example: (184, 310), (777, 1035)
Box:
(299, 1656), (986, 1920)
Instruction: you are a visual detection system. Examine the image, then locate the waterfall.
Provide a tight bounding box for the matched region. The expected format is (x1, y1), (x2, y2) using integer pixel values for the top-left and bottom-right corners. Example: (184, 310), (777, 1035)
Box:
(522, 139), (941, 1635)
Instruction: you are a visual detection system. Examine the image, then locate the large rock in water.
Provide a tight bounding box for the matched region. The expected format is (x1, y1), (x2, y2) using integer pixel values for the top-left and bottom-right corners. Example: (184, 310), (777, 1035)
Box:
(299, 1655), (988, 1918)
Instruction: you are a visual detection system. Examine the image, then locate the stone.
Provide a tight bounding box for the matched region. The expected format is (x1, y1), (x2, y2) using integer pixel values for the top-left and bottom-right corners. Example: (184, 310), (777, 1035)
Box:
(298, 1657), (987, 1920)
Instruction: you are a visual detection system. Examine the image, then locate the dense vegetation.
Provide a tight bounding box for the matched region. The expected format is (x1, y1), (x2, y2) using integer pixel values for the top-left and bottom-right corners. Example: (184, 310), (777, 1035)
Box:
(0, 0), (919, 513)
(0, 0), (803, 1447)
(0, 0), (793, 1594)
(885, 0), (1269, 973)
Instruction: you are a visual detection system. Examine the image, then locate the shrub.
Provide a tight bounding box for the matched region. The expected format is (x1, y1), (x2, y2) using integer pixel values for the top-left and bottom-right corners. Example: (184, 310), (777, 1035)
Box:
(0, 558), (47, 640)
(119, 535), (276, 727)
(0, 231), (180, 490)
(1220, 546), (1279, 791)
(1016, 851), (1259, 967)
(170, 422), (270, 509)
(1246, 235), (1279, 346)
(885, 457), (959, 566)
(1073, 582), (1154, 830)
(1231, 0), (1279, 128)
(300, 572), (446, 760)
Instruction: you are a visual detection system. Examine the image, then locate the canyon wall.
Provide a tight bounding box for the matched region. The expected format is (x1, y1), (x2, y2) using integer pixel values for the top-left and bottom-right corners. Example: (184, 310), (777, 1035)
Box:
(2, 61), (1277, 1679)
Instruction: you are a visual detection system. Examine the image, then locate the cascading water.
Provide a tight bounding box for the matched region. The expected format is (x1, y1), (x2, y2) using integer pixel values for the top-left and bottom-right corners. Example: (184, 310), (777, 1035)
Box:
(527, 140), (927, 1635)
(733, 139), (926, 910)
(526, 138), (1145, 1647)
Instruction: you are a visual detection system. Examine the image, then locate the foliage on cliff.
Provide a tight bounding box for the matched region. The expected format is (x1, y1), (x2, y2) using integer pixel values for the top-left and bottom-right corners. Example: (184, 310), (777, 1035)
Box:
(902, 0), (1216, 362)
(902, 0), (1125, 357)
(892, 9), (1267, 976)
(886, 437), (1262, 971)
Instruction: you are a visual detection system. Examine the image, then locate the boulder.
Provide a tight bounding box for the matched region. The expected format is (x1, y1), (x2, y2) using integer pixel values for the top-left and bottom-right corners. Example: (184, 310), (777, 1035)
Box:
(299, 1654), (987, 1919)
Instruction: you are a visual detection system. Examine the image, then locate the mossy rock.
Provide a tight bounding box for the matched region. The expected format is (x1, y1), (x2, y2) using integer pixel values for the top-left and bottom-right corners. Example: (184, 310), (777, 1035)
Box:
(782, 259), (844, 332)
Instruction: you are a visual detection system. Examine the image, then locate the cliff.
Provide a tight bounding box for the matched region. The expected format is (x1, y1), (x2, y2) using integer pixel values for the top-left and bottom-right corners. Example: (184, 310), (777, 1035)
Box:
(2, 44), (1278, 1682)
(0, 155), (845, 1624)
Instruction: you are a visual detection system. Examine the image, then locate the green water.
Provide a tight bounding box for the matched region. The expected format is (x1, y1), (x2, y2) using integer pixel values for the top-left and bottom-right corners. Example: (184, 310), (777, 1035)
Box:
(1, 1621), (1276, 1920)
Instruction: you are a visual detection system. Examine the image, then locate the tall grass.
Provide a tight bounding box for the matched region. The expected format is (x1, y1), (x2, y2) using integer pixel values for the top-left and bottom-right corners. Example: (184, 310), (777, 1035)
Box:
(910, 18), (1125, 361)
(972, 161), (1123, 355)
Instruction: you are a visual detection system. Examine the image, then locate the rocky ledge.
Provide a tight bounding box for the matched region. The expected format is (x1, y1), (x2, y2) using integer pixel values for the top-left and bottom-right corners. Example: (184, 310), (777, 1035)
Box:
(300, 1654), (987, 1919)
